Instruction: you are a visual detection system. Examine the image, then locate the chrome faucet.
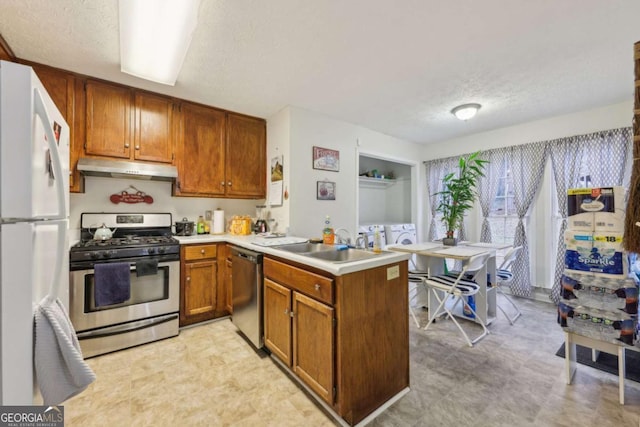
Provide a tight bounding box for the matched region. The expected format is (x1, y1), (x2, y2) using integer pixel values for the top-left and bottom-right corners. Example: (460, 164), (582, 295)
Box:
(354, 232), (369, 249)
(334, 228), (352, 246)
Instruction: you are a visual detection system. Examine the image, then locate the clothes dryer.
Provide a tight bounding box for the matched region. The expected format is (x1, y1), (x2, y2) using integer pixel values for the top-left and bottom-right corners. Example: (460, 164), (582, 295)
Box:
(384, 223), (417, 245)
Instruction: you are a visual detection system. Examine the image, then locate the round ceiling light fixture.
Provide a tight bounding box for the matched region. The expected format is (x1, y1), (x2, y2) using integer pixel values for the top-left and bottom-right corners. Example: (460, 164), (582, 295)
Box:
(451, 103), (482, 121)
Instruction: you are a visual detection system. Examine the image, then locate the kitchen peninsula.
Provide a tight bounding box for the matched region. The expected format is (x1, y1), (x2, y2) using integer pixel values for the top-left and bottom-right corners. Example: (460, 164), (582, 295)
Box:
(176, 234), (411, 427)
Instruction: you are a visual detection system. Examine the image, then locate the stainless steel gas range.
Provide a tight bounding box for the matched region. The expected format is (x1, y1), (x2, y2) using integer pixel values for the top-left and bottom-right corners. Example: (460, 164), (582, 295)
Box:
(69, 213), (180, 358)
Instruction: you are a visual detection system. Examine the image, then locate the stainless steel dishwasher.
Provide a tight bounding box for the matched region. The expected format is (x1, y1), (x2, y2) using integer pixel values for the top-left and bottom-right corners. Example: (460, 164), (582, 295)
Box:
(230, 246), (264, 349)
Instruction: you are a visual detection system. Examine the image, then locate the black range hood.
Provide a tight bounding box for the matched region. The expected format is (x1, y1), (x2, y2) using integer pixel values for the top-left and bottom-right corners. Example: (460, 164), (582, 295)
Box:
(77, 158), (177, 182)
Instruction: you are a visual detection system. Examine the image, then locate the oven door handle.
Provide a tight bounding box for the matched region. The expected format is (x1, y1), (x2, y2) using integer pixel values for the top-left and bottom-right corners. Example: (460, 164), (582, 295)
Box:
(75, 313), (178, 340)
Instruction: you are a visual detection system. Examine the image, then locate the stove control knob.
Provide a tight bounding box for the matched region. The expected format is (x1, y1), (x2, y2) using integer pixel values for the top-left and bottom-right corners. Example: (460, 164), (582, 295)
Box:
(90, 252), (99, 259)
(147, 247), (156, 255)
(101, 252), (111, 259)
(157, 246), (166, 254)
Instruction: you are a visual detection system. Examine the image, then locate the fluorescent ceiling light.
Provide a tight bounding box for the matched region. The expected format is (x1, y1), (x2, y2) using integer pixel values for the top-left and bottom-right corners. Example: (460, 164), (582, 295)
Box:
(451, 103), (482, 121)
(119, 0), (201, 86)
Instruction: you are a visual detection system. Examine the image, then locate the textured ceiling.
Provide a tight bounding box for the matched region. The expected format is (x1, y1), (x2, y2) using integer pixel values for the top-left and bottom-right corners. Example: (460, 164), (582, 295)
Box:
(1, 0), (639, 144)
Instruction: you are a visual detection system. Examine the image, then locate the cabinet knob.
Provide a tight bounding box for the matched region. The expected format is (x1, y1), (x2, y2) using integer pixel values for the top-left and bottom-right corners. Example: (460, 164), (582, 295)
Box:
(284, 308), (289, 315)
(186, 276), (190, 281)
(221, 182), (225, 186)
(135, 145), (140, 150)
(124, 143), (130, 148)
(201, 249), (205, 254)
(314, 284), (321, 291)
(227, 181), (232, 186)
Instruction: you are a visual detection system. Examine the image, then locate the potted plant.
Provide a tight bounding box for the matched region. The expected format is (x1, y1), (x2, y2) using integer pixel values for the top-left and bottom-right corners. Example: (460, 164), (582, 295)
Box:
(435, 151), (488, 246)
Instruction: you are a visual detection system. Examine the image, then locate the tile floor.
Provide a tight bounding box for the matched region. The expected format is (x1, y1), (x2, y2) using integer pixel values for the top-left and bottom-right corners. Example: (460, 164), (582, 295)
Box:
(65, 295), (640, 426)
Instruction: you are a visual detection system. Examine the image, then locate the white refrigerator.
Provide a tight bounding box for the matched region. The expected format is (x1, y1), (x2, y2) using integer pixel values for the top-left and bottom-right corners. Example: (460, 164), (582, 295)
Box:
(0, 60), (70, 404)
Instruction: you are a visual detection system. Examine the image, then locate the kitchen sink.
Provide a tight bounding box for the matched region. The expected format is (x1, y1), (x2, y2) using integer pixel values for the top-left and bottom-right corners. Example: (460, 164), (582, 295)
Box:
(274, 242), (337, 253)
(274, 242), (386, 263)
(304, 248), (383, 263)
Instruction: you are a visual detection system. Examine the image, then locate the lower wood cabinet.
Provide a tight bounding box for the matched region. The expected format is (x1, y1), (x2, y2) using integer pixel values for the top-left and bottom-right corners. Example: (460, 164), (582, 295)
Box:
(292, 291), (334, 404)
(264, 259), (335, 405)
(264, 256), (409, 426)
(180, 243), (218, 326)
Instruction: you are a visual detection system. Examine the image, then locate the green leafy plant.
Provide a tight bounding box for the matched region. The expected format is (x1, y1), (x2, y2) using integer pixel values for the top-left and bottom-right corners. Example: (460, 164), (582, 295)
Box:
(435, 151), (488, 240)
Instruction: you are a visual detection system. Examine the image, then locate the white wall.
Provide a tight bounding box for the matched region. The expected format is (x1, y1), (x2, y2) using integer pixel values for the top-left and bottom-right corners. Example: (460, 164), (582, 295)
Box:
(267, 106), (425, 241)
(265, 106), (291, 234)
(423, 100), (633, 288)
(423, 101), (633, 160)
(69, 177), (257, 241)
(358, 179), (411, 224)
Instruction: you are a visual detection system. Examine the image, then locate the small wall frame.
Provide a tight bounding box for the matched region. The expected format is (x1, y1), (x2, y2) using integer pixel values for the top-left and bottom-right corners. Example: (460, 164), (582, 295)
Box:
(317, 181), (336, 200)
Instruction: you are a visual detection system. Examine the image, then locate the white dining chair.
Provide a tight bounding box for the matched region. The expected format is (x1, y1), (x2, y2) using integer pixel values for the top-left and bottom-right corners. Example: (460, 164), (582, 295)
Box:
(408, 266), (429, 327)
(496, 245), (523, 325)
(422, 252), (491, 347)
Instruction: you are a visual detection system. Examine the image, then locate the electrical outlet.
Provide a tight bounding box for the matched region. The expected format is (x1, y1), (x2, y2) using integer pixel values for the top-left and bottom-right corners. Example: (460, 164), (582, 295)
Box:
(205, 210), (212, 221)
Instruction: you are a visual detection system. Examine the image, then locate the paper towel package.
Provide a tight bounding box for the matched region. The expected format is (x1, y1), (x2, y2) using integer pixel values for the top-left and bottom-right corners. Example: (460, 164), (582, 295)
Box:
(560, 272), (638, 314)
(558, 302), (637, 346)
(564, 231), (626, 276)
(567, 186), (625, 232)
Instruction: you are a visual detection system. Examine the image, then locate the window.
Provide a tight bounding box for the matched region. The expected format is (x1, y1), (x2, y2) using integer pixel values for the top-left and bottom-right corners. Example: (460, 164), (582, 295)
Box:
(488, 160), (518, 245)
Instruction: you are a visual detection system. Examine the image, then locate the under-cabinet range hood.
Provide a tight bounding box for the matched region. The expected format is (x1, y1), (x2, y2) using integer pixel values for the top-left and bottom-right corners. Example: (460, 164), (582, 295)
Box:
(78, 158), (178, 181)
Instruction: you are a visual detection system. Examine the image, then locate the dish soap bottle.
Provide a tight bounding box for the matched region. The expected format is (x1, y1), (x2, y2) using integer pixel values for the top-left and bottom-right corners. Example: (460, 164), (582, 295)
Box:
(322, 216), (335, 245)
(372, 226), (382, 253)
(197, 215), (205, 235)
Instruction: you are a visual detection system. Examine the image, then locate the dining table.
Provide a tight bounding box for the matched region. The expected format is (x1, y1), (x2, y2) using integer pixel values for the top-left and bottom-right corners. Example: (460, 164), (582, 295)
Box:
(388, 241), (512, 327)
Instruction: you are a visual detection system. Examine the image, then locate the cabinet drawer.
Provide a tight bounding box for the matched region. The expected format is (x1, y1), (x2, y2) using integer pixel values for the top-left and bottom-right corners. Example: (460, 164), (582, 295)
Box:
(183, 244), (217, 260)
(264, 258), (334, 305)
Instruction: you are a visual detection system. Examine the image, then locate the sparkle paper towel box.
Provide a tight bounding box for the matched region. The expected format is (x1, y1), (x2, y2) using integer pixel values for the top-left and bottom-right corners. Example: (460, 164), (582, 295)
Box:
(564, 231), (627, 276)
(567, 186), (625, 232)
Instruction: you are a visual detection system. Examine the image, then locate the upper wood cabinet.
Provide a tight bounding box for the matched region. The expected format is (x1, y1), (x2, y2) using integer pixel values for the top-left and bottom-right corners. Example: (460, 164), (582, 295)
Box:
(32, 64), (83, 193)
(16, 59), (266, 198)
(85, 80), (132, 159)
(134, 92), (174, 163)
(85, 80), (174, 164)
(173, 107), (266, 198)
(174, 101), (226, 197)
(225, 113), (266, 198)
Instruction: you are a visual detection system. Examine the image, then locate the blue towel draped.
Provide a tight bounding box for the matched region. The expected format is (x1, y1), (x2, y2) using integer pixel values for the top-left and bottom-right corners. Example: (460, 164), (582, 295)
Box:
(94, 262), (131, 307)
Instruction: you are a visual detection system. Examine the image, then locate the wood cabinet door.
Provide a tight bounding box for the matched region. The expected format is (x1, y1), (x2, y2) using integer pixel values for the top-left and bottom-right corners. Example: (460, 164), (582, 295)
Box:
(85, 80), (132, 159)
(264, 278), (292, 366)
(225, 114), (266, 198)
(32, 65), (82, 192)
(174, 102), (226, 196)
(181, 260), (217, 325)
(293, 291), (334, 404)
(134, 92), (174, 163)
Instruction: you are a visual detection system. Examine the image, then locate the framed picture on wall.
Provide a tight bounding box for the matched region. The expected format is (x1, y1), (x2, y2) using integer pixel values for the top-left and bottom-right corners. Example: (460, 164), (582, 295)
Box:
(313, 146), (340, 172)
(317, 181), (336, 200)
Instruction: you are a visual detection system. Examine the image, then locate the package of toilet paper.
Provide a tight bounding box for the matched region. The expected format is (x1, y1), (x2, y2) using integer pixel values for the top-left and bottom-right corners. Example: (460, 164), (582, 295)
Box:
(564, 231), (626, 276)
(567, 187), (625, 232)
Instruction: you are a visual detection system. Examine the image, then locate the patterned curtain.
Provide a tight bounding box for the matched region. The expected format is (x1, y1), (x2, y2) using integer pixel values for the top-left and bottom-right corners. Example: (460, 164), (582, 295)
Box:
(477, 149), (507, 242)
(582, 129), (630, 186)
(424, 157), (458, 241)
(549, 128), (632, 303)
(507, 142), (548, 297)
(548, 136), (583, 304)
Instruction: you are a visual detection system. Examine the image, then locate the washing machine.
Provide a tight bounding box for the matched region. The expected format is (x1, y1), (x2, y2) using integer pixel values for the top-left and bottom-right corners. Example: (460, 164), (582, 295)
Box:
(384, 223), (417, 245)
(357, 224), (386, 250)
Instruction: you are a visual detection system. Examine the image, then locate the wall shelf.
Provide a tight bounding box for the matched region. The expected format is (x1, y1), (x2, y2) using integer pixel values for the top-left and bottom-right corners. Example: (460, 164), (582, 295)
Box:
(359, 176), (397, 188)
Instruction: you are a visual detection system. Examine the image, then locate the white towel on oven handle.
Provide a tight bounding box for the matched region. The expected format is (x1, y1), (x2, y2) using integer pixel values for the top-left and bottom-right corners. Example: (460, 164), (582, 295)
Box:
(34, 297), (96, 405)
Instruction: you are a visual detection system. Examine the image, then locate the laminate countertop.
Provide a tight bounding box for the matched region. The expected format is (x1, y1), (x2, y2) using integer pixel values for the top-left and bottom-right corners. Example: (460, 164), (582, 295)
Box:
(174, 234), (409, 276)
